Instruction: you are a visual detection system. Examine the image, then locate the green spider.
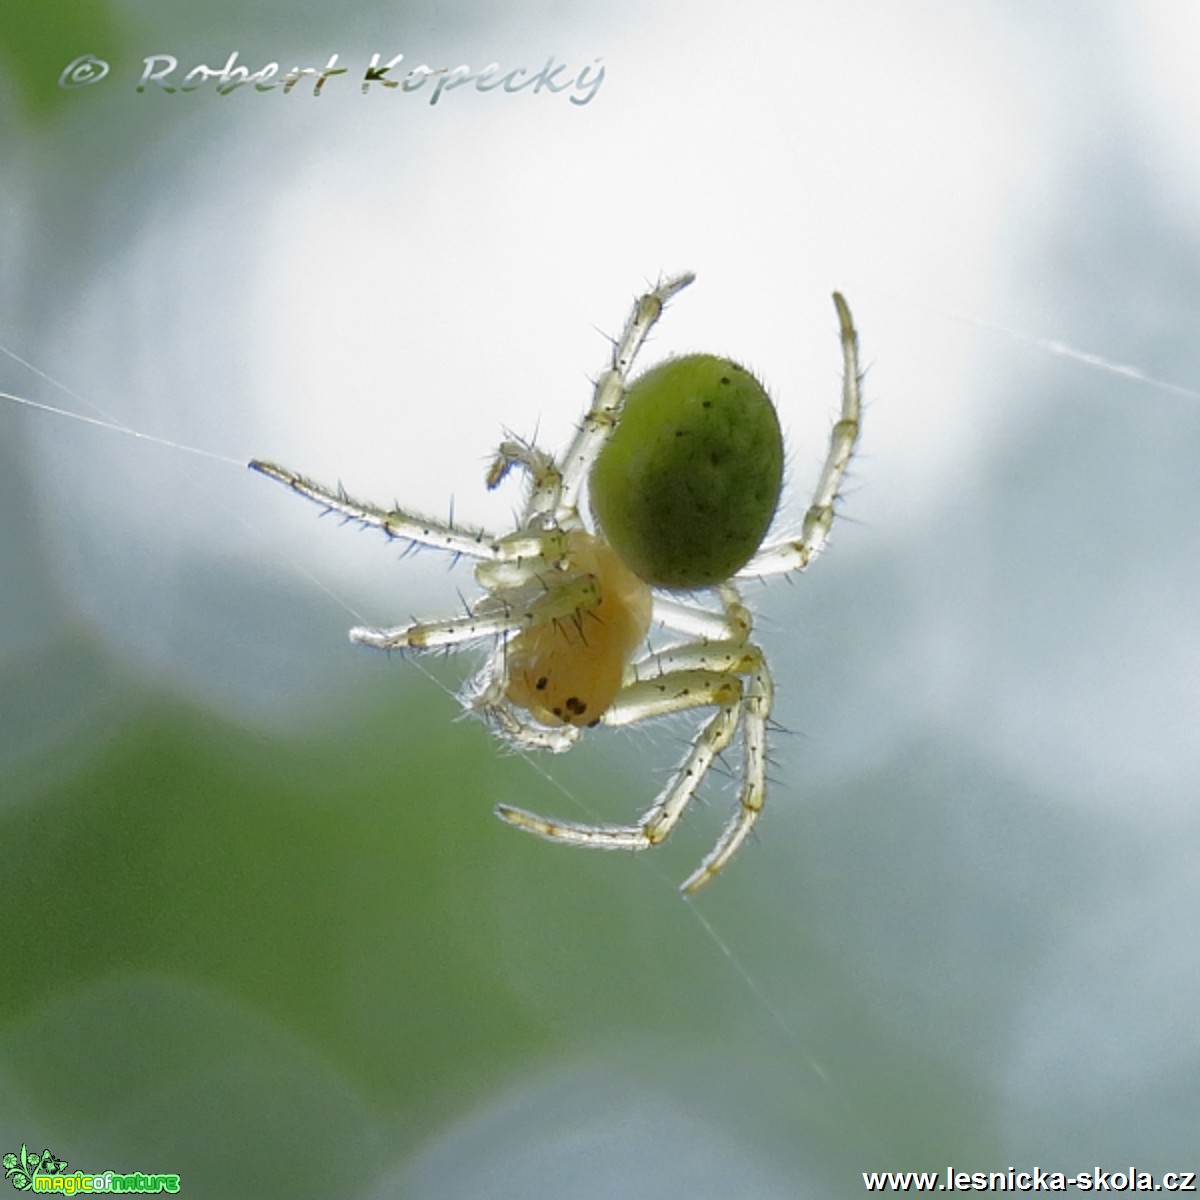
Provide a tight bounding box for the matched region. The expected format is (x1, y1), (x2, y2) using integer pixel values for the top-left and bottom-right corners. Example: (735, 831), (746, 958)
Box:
(250, 273), (862, 891)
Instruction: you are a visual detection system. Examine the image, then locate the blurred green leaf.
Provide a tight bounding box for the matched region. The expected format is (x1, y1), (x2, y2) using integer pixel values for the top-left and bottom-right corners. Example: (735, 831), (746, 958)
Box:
(0, 0), (124, 121)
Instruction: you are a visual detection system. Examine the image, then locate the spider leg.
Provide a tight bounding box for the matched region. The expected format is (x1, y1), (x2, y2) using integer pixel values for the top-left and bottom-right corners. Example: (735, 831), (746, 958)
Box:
(736, 291), (863, 579)
(496, 622), (772, 893)
(485, 437), (565, 528)
(469, 675), (583, 754)
(552, 271), (696, 523)
(678, 649), (772, 893)
(651, 594), (752, 642)
(351, 573), (601, 650)
(494, 666), (744, 859)
(619, 601), (775, 893)
(249, 460), (503, 561)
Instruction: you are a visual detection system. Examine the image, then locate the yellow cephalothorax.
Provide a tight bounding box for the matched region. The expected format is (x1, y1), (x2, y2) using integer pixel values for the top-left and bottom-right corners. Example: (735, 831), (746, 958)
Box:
(505, 531), (653, 728)
(249, 273), (862, 891)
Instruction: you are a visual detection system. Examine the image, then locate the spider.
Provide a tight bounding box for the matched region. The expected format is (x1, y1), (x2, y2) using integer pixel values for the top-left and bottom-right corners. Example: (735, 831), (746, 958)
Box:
(249, 273), (862, 892)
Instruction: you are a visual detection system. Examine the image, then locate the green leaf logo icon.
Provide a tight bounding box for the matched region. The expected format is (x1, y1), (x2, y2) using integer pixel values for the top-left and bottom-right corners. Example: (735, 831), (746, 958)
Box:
(2, 1144), (66, 1192)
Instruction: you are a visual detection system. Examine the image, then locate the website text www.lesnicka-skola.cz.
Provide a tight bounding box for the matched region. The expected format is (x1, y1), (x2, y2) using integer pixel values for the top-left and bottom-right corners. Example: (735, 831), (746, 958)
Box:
(862, 1167), (1197, 1192)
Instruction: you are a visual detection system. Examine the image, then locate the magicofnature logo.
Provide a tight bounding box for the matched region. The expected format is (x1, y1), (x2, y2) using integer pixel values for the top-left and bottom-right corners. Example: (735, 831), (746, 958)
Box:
(2, 1145), (179, 1194)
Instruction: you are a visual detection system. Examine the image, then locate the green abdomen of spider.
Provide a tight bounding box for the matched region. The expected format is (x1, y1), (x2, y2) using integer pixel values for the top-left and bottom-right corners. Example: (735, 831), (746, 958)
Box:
(589, 354), (784, 589)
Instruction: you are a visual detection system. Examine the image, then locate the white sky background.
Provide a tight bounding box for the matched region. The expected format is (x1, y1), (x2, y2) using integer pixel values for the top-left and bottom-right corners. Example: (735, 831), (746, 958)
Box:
(3, 0), (1200, 1189)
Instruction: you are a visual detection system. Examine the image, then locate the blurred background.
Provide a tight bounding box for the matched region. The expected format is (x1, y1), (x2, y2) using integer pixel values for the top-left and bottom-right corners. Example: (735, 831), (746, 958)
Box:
(2, 1), (1199, 1196)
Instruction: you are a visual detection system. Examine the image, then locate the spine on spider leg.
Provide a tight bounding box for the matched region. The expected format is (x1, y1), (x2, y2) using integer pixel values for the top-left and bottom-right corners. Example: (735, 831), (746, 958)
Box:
(247, 459), (502, 561)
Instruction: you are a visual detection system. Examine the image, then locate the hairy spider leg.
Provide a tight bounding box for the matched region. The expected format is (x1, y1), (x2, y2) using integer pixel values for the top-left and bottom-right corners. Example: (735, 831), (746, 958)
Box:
(549, 271), (696, 526)
(350, 573), (603, 651)
(738, 291), (862, 578)
(248, 460), (504, 561)
(495, 584), (773, 893)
